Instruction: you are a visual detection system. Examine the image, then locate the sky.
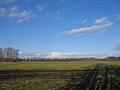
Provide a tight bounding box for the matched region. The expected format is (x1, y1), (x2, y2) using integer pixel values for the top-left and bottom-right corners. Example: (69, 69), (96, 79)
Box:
(0, 0), (120, 58)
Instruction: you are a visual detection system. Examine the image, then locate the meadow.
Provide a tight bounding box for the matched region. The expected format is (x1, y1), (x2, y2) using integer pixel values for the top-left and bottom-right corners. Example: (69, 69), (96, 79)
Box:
(0, 61), (120, 90)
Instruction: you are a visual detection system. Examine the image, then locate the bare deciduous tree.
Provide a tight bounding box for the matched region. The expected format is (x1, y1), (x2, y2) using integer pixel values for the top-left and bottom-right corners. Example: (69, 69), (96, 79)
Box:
(2, 47), (19, 59)
(0, 48), (3, 58)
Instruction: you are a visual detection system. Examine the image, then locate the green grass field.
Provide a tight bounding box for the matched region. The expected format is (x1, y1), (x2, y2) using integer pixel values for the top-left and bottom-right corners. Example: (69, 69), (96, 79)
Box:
(1, 61), (120, 70)
(0, 61), (120, 90)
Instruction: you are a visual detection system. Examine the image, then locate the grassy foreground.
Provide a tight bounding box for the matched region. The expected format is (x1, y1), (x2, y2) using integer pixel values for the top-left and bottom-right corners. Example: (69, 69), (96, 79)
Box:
(0, 61), (120, 90)
(0, 61), (120, 70)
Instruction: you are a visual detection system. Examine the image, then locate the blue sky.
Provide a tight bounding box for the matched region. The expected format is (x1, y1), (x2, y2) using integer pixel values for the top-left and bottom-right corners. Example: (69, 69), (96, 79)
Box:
(0, 0), (120, 58)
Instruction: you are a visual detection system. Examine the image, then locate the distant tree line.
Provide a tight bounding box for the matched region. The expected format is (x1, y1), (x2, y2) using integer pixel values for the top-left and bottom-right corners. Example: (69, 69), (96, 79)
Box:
(0, 47), (120, 62)
(20, 57), (120, 62)
(0, 47), (19, 62)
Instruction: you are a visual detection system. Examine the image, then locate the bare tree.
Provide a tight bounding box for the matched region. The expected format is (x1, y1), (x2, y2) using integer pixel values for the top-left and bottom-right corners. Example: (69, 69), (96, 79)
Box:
(0, 48), (3, 58)
(2, 47), (19, 59)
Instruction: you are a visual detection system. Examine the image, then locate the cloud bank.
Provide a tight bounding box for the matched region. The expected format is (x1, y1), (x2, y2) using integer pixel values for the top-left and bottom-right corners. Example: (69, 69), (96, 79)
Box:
(19, 51), (80, 59)
(19, 51), (119, 59)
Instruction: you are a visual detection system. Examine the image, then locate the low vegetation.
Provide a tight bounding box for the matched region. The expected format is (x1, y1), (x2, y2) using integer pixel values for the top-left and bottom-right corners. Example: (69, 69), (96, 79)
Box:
(0, 60), (120, 90)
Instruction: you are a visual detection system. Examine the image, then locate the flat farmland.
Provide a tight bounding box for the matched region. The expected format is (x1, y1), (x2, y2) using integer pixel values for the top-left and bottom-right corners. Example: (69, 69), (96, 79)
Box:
(0, 61), (120, 90)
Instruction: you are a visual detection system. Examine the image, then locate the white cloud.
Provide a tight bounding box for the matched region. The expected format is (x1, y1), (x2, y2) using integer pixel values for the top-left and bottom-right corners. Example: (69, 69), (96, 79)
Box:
(0, 5), (34, 23)
(19, 51), (81, 58)
(59, 16), (115, 36)
(0, 1), (36, 23)
(8, 10), (34, 23)
(113, 14), (120, 20)
(10, 5), (18, 11)
(19, 51), (120, 59)
(95, 17), (108, 24)
(82, 19), (87, 23)
(48, 52), (80, 58)
(36, 5), (46, 11)
(65, 22), (113, 35)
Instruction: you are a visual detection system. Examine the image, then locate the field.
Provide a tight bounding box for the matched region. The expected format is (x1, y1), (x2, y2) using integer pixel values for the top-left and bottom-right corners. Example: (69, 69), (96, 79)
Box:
(0, 61), (120, 90)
